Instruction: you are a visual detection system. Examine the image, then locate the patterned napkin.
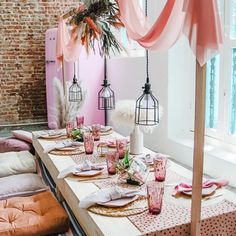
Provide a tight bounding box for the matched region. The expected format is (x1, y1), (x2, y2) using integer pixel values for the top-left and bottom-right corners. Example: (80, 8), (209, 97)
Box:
(172, 178), (229, 195)
(57, 160), (104, 179)
(44, 140), (81, 153)
(79, 186), (146, 208)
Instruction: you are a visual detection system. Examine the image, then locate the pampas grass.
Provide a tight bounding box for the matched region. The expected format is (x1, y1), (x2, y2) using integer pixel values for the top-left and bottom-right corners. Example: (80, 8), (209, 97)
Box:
(110, 99), (163, 133)
(51, 77), (86, 128)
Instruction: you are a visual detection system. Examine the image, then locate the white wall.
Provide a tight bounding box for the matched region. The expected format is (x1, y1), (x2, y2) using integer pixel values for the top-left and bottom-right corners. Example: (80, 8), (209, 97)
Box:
(108, 1), (236, 188)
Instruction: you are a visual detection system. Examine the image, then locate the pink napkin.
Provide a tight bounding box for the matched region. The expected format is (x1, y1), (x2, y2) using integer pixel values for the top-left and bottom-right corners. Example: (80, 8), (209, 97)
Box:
(173, 179), (229, 196)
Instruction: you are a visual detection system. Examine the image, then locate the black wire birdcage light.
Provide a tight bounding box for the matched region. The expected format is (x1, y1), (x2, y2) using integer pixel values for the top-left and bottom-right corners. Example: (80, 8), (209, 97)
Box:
(135, 50), (159, 126)
(135, 0), (159, 126)
(98, 56), (115, 126)
(69, 62), (82, 102)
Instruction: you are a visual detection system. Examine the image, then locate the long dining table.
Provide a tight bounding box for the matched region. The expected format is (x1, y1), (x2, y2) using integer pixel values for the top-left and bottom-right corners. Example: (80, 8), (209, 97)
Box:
(32, 130), (236, 236)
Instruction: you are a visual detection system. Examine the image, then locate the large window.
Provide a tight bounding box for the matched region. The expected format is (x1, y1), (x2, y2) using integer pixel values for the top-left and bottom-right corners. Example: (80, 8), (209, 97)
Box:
(205, 0), (236, 144)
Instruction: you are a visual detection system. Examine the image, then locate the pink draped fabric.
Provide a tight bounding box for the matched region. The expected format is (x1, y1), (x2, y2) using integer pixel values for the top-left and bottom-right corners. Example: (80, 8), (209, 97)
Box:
(183, 0), (223, 66)
(117, 0), (223, 66)
(117, 0), (185, 51)
(56, 17), (82, 63)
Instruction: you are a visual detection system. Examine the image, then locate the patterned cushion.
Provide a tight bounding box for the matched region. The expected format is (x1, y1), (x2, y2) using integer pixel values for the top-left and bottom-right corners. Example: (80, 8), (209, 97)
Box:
(0, 192), (69, 236)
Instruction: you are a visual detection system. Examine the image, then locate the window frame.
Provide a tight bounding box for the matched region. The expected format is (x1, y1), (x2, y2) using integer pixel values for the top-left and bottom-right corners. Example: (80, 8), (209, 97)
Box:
(205, 0), (236, 145)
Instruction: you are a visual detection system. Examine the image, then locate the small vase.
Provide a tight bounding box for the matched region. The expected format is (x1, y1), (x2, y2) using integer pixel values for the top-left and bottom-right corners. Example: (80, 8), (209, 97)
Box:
(130, 125), (143, 155)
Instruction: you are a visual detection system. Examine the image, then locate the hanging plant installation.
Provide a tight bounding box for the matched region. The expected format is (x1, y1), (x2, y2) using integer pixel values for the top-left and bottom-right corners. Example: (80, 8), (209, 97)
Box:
(65, 0), (124, 56)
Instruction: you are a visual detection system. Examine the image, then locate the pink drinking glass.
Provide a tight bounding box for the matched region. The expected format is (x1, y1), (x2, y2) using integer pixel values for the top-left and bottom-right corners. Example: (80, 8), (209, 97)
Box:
(116, 139), (127, 159)
(66, 121), (74, 138)
(106, 151), (119, 175)
(153, 156), (167, 182)
(92, 124), (101, 141)
(76, 115), (84, 128)
(147, 183), (164, 215)
(83, 133), (94, 154)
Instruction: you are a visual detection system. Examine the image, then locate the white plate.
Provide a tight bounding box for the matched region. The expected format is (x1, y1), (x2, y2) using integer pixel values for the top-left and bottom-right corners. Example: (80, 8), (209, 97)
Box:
(98, 195), (139, 207)
(73, 170), (103, 177)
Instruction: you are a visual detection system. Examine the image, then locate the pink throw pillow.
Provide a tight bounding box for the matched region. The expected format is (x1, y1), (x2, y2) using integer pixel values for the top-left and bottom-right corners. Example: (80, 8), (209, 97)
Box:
(12, 130), (32, 143)
(0, 137), (34, 153)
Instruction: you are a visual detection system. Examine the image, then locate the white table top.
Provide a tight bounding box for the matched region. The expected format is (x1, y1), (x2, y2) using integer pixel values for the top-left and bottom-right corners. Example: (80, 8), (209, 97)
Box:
(32, 131), (236, 236)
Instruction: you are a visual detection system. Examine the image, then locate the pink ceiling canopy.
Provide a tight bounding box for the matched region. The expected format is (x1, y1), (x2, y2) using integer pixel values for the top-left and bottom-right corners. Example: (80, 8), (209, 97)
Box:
(116, 0), (223, 66)
(56, 0), (223, 66)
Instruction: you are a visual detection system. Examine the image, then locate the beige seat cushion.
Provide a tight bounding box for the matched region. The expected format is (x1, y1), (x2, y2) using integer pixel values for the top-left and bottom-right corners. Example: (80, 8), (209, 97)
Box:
(0, 151), (36, 178)
(0, 173), (49, 200)
(0, 191), (69, 236)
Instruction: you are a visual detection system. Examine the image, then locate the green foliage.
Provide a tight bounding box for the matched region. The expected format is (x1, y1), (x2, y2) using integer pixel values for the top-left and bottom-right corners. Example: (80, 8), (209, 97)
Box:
(69, 0), (123, 56)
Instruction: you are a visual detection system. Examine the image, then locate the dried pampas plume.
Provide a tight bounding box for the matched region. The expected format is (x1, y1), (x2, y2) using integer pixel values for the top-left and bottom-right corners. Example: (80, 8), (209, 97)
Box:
(51, 77), (86, 128)
(110, 100), (163, 133)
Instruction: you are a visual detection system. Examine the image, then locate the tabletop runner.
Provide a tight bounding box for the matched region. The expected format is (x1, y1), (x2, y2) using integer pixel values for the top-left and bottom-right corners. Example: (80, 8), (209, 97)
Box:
(70, 153), (236, 235)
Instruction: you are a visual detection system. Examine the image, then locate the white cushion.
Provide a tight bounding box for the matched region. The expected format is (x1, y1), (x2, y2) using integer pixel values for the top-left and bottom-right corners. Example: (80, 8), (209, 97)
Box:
(0, 151), (36, 178)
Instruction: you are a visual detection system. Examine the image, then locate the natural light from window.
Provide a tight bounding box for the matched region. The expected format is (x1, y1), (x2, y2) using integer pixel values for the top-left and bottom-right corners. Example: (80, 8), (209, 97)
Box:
(205, 0), (236, 144)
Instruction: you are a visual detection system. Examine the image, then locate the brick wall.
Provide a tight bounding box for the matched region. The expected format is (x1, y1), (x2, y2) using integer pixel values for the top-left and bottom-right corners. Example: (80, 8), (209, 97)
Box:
(0, 0), (78, 125)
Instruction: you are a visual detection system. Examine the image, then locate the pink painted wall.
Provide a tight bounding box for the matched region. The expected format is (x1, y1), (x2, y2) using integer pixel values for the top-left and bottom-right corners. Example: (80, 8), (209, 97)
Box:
(45, 28), (104, 128)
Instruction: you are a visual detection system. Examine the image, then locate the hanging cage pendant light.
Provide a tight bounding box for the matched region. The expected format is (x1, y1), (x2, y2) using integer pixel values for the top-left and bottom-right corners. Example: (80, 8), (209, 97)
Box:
(135, 51), (159, 126)
(98, 56), (115, 110)
(135, 0), (159, 126)
(69, 62), (82, 102)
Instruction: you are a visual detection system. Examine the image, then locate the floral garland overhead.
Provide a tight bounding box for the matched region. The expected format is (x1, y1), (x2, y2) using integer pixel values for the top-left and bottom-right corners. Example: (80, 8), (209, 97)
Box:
(66, 0), (124, 56)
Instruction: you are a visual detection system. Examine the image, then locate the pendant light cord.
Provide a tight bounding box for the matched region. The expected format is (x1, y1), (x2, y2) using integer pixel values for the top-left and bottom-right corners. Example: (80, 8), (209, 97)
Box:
(145, 0), (149, 84)
(104, 56), (107, 80)
(73, 62), (76, 82)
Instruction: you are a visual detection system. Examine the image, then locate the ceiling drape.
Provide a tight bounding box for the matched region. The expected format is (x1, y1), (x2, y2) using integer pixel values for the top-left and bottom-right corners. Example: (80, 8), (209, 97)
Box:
(116, 0), (223, 66)
(56, 0), (223, 66)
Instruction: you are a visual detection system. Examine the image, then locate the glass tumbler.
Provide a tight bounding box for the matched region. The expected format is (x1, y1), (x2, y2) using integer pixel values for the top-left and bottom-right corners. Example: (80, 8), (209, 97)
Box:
(116, 139), (127, 159)
(76, 115), (84, 128)
(106, 151), (119, 175)
(147, 183), (164, 215)
(153, 156), (167, 182)
(66, 121), (74, 138)
(83, 133), (94, 154)
(92, 124), (101, 141)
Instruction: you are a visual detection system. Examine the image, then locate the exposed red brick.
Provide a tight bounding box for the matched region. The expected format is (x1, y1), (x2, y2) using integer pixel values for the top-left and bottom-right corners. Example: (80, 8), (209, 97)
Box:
(0, 0), (79, 125)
